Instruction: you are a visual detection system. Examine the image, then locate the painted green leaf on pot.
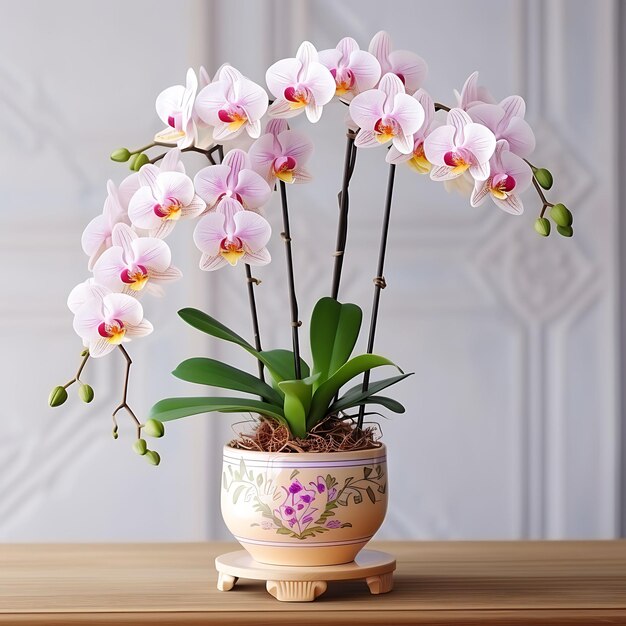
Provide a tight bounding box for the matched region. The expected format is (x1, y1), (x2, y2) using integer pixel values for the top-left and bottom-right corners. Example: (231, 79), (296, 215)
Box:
(278, 375), (318, 439)
(172, 357), (283, 406)
(331, 373), (412, 412)
(149, 396), (286, 425)
(307, 354), (401, 428)
(310, 297), (362, 389)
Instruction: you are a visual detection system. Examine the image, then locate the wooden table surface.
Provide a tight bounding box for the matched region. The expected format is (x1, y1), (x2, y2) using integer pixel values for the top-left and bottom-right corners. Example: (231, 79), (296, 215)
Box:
(1, 541), (626, 625)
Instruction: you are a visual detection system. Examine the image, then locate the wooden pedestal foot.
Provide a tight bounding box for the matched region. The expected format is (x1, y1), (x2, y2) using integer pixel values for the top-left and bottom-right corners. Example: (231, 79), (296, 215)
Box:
(217, 572), (238, 591)
(366, 571), (394, 594)
(266, 579), (327, 602)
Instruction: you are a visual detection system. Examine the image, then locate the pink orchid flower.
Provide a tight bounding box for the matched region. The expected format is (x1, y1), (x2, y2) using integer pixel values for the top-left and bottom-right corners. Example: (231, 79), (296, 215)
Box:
(93, 223), (182, 296)
(424, 108), (496, 181)
(266, 41), (336, 123)
(67, 278), (108, 315)
(194, 149), (271, 211)
(248, 129), (313, 185)
(81, 180), (131, 270)
(319, 37), (381, 101)
(195, 65), (268, 141)
(72, 288), (153, 358)
(193, 198), (271, 271)
(368, 31), (428, 93)
(154, 68), (198, 148)
(386, 88), (435, 173)
(454, 71), (496, 110)
(349, 73), (425, 153)
(128, 168), (205, 239)
(470, 140), (532, 215)
(468, 95), (536, 158)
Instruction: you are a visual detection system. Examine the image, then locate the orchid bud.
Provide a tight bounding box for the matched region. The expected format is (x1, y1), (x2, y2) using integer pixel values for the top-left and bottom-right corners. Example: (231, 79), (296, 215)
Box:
(133, 438), (148, 455)
(78, 383), (94, 403)
(112, 426), (119, 440)
(550, 204), (573, 228)
(128, 153), (139, 170)
(557, 225), (573, 238)
(110, 148), (131, 162)
(534, 217), (551, 237)
(534, 168), (553, 190)
(143, 418), (165, 438)
(145, 450), (161, 466)
(132, 153), (149, 171)
(80, 349), (89, 357)
(49, 386), (68, 407)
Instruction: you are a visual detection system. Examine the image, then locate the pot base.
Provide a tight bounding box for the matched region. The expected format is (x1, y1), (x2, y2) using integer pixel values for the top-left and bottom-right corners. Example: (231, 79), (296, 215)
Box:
(215, 549), (395, 602)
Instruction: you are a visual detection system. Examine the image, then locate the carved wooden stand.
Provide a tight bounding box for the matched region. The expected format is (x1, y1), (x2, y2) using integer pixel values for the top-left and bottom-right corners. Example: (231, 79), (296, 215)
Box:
(215, 549), (396, 602)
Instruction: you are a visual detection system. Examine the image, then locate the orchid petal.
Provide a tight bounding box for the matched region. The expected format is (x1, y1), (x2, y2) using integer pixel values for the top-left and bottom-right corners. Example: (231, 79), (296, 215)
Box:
(81, 214), (109, 257)
(469, 161), (491, 181)
(447, 108), (473, 144)
(246, 119), (261, 138)
(244, 247), (271, 266)
(413, 88), (435, 131)
(158, 171), (194, 205)
(503, 117), (536, 158)
(128, 187), (160, 230)
(233, 210), (271, 251)
(305, 100), (323, 123)
(354, 129), (381, 149)
(224, 149), (250, 181)
(138, 165), (160, 197)
(304, 63), (335, 106)
(349, 89), (386, 130)
(194, 165), (230, 206)
(73, 299), (103, 340)
(235, 169), (272, 208)
(118, 174), (141, 211)
(467, 103), (504, 134)
(470, 180), (490, 207)
(388, 49), (428, 92)
(248, 134), (278, 179)
(493, 193), (523, 215)
(178, 195), (206, 218)
(199, 253), (227, 271)
(500, 95), (526, 124)
(267, 98), (301, 119)
(160, 148), (185, 173)
(458, 71), (479, 109)
(391, 92), (425, 136)
(462, 123), (496, 164)
(193, 212), (226, 256)
(133, 237), (171, 272)
(423, 125), (456, 165)
(149, 266), (183, 282)
(386, 145), (411, 164)
(88, 338), (115, 358)
(111, 223), (137, 259)
(93, 247), (126, 290)
(348, 50), (382, 93)
(155, 85), (185, 125)
(392, 132), (414, 155)
(500, 150), (533, 191)
(266, 58), (301, 99)
(296, 41), (317, 74)
(429, 165), (460, 181)
(67, 279), (108, 315)
(266, 118), (289, 136)
(237, 76), (269, 120)
(150, 220), (176, 240)
(125, 319), (154, 338)
(378, 73), (405, 112)
(337, 36), (359, 62)
(280, 130), (313, 162)
(292, 167), (312, 183)
(194, 81), (228, 125)
(318, 48), (342, 70)
(368, 31), (392, 71)
(104, 293), (144, 325)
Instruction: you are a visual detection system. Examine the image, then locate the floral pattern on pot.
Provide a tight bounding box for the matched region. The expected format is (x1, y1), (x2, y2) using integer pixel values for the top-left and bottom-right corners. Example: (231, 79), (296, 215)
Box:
(222, 459), (386, 540)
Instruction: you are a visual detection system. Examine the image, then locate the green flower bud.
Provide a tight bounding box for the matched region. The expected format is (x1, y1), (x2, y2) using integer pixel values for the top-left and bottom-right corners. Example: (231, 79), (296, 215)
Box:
(80, 349), (89, 357)
(132, 153), (149, 171)
(78, 383), (94, 403)
(557, 225), (573, 238)
(534, 217), (551, 237)
(534, 168), (553, 190)
(145, 450), (161, 466)
(143, 418), (165, 438)
(128, 153), (139, 170)
(49, 386), (68, 407)
(112, 427), (119, 440)
(133, 438), (148, 455)
(550, 203), (573, 228)
(110, 148), (131, 162)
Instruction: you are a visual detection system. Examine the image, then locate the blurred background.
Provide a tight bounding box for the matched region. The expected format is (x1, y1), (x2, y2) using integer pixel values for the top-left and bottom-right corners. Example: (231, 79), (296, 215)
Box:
(1, 0), (622, 542)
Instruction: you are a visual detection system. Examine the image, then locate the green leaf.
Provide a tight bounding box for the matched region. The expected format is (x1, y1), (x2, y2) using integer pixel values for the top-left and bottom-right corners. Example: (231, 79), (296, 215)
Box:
(278, 377), (316, 439)
(172, 357), (283, 406)
(308, 354), (401, 429)
(310, 297), (362, 389)
(260, 349), (311, 385)
(149, 396), (286, 425)
(331, 373), (412, 412)
(330, 395), (406, 415)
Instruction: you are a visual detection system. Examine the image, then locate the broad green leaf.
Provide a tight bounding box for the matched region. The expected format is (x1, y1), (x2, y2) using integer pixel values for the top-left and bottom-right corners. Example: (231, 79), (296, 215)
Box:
(329, 394), (406, 414)
(331, 373), (412, 412)
(149, 396), (286, 425)
(310, 298), (362, 389)
(308, 354), (400, 429)
(260, 349), (311, 385)
(178, 309), (303, 384)
(172, 357), (282, 406)
(277, 377), (316, 439)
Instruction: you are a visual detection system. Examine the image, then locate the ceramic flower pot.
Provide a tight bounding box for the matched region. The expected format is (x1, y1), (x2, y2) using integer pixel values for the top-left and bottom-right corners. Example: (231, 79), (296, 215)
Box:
(221, 444), (388, 566)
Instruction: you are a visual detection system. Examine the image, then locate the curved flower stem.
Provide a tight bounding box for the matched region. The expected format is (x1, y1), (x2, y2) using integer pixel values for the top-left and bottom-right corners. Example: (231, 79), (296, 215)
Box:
(149, 143), (221, 165)
(434, 102), (451, 112)
(62, 351), (90, 389)
(357, 164), (397, 430)
(245, 264), (265, 383)
(524, 158), (555, 217)
(279, 181), (302, 379)
(112, 345), (142, 440)
(331, 131), (357, 300)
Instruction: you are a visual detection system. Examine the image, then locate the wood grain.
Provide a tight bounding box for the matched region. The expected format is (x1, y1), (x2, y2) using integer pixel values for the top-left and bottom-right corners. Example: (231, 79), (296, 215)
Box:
(1, 541), (625, 625)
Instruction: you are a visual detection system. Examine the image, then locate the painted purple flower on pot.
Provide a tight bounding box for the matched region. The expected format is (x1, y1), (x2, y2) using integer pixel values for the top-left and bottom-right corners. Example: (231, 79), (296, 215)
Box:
(275, 480), (319, 535)
(326, 520), (342, 529)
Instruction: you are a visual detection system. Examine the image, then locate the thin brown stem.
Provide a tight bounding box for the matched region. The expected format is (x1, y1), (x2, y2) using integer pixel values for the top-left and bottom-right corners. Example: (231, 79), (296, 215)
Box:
(112, 345), (142, 439)
(149, 144), (220, 165)
(62, 352), (90, 389)
(434, 102), (451, 112)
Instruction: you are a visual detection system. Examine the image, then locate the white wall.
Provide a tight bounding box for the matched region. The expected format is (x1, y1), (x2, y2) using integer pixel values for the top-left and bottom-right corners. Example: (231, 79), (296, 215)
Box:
(0, 0), (620, 541)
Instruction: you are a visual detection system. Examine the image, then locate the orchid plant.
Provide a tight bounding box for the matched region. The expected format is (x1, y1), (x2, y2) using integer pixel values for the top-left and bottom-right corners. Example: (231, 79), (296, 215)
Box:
(50, 32), (572, 465)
